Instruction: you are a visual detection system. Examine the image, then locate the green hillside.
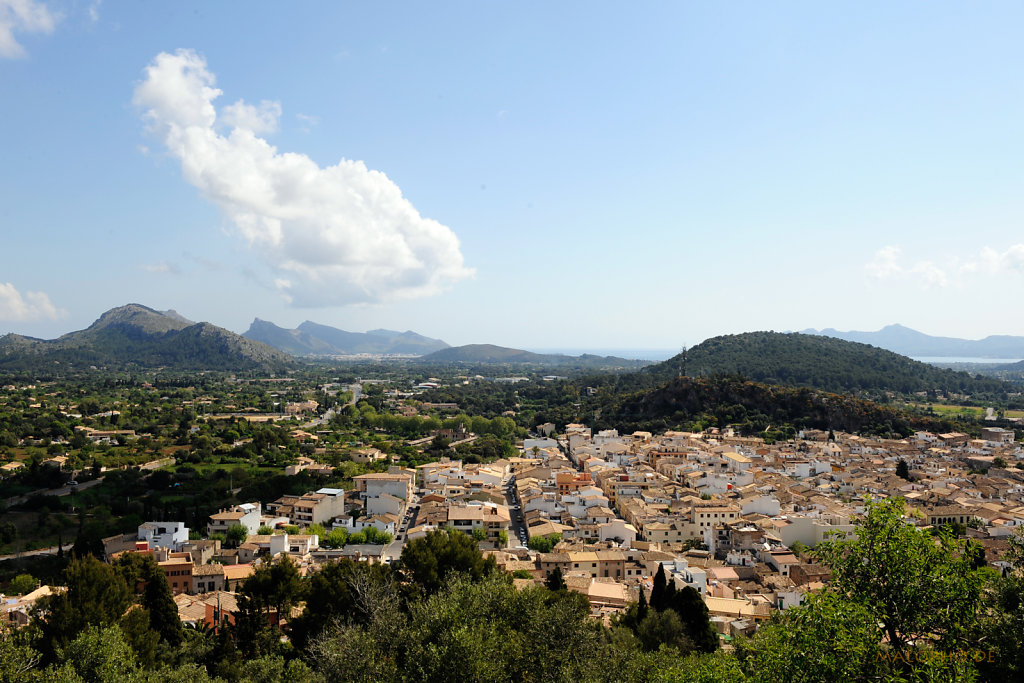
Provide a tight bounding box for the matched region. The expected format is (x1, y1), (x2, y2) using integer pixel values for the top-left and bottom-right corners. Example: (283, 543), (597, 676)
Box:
(650, 332), (1011, 397)
(589, 375), (958, 438)
(0, 304), (292, 374)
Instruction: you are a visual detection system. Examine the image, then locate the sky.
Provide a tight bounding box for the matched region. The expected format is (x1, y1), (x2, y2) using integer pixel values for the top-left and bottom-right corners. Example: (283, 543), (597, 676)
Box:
(2, 2), (1024, 351)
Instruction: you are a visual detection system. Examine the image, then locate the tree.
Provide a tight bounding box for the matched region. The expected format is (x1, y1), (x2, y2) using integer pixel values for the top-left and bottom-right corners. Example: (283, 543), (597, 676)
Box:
(226, 524), (249, 547)
(813, 497), (987, 657)
(322, 527), (349, 548)
(527, 533), (561, 554)
(311, 573), (608, 683)
(397, 528), (496, 595)
(896, 458), (910, 480)
(234, 556), (305, 656)
(9, 573), (37, 595)
(0, 521), (17, 545)
(53, 625), (142, 682)
(667, 585), (718, 653)
(143, 559), (182, 646)
(289, 557), (396, 650)
(257, 525), (276, 535)
(38, 554), (132, 656)
(237, 653), (319, 683)
(544, 567), (566, 592)
(636, 609), (691, 653)
(979, 527), (1024, 681)
(650, 563), (670, 612)
(737, 591), (976, 682)
(113, 552), (181, 646)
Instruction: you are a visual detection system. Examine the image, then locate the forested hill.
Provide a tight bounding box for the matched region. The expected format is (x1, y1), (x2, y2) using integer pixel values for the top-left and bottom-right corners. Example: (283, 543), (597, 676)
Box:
(648, 332), (1012, 397)
(0, 304), (292, 374)
(588, 376), (957, 438)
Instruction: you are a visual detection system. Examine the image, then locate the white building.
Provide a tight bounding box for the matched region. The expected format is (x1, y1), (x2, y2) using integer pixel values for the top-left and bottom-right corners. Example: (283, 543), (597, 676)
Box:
(138, 522), (188, 551)
(208, 502), (262, 536)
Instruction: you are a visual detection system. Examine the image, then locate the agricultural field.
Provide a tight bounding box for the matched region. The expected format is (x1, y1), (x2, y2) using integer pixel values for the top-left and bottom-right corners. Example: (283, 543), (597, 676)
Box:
(908, 403), (1024, 420)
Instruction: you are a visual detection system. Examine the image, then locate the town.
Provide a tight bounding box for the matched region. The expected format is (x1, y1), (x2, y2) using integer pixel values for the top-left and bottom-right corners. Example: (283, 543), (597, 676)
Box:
(4, 370), (1022, 651)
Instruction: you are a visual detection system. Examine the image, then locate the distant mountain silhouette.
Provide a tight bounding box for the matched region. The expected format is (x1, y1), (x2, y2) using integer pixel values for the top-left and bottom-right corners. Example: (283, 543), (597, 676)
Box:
(243, 319), (449, 356)
(802, 324), (1024, 358)
(0, 304), (291, 372)
(419, 344), (650, 368)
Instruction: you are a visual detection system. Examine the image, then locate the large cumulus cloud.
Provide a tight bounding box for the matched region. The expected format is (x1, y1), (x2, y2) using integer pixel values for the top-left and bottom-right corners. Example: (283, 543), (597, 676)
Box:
(133, 49), (473, 306)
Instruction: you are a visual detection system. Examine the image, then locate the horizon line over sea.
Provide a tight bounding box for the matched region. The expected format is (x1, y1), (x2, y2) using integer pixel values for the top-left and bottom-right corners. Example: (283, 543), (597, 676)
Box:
(914, 357), (1023, 364)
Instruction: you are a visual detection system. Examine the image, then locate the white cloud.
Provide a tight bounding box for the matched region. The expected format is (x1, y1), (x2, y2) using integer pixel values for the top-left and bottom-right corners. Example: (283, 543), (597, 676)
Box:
(221, 99), (281, 135)
(974, 244), (1024, 275)
(88, 0), (100, 22)
(0, 0), (57, 58)
(134, 49), (473, 307)
(140, 261), (179, 274)
(864, 245), (903, 280)
(909, 261), (947, 289)
(0, 282), (62, 321)
(296, 113), (319, 133)
(865, 245), (947, 289)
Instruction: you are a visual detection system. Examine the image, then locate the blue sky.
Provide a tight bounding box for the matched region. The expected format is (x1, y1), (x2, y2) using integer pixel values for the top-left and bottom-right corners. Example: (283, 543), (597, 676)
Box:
(2, 2), (1024, 350)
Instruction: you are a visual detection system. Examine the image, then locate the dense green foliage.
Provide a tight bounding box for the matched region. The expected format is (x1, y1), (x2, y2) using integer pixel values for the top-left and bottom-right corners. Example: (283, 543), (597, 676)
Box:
(396, 528), (497, 595)
(8, 501), (1024, 682)
(588, 376), (957, 438)
(652, 332), (1013, 397)
(0, 304), (292, 373)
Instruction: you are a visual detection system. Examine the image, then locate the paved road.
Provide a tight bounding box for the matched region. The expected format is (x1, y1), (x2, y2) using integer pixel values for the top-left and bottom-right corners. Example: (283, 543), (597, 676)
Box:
(3, 477), (104, 508)
(3, 456), (175, 508)
(503, 477), (529, 546)
(140, 457), (175, 471)
(0, 542), (75, 562)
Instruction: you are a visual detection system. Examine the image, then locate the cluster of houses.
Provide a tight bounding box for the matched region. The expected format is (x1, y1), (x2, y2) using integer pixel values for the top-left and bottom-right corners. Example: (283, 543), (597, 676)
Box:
(7, 421), (1024, 642)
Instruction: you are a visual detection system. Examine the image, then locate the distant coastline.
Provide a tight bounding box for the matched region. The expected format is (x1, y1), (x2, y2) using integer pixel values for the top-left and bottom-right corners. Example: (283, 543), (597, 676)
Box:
(526, 348), (677, 361)
(915, 357), (1023, 364)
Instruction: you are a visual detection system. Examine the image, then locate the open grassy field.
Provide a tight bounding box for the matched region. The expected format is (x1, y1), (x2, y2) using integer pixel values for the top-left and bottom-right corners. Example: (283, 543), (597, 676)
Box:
(908, 403), (1024, 419)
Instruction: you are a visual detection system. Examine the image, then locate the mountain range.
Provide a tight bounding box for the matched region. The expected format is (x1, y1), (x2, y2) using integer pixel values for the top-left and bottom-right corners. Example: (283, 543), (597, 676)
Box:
(417, 344), (651, 368)
(242, 319), (449, 356)
(803, 324), (1024, 359)
(0, 304), (291, 373)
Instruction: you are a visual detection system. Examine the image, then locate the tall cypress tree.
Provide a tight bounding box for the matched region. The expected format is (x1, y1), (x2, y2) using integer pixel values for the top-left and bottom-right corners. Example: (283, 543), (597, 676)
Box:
(668, 585), (719, 653)
(545, 567), (567, 592)
(896, 458), (911, 481)
(650, 563), (667, 612)
(144, 564), (182, 646)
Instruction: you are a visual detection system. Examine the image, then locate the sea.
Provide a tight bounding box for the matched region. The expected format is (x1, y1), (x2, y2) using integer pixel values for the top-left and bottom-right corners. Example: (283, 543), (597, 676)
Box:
(914, 357), (1022, 365)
